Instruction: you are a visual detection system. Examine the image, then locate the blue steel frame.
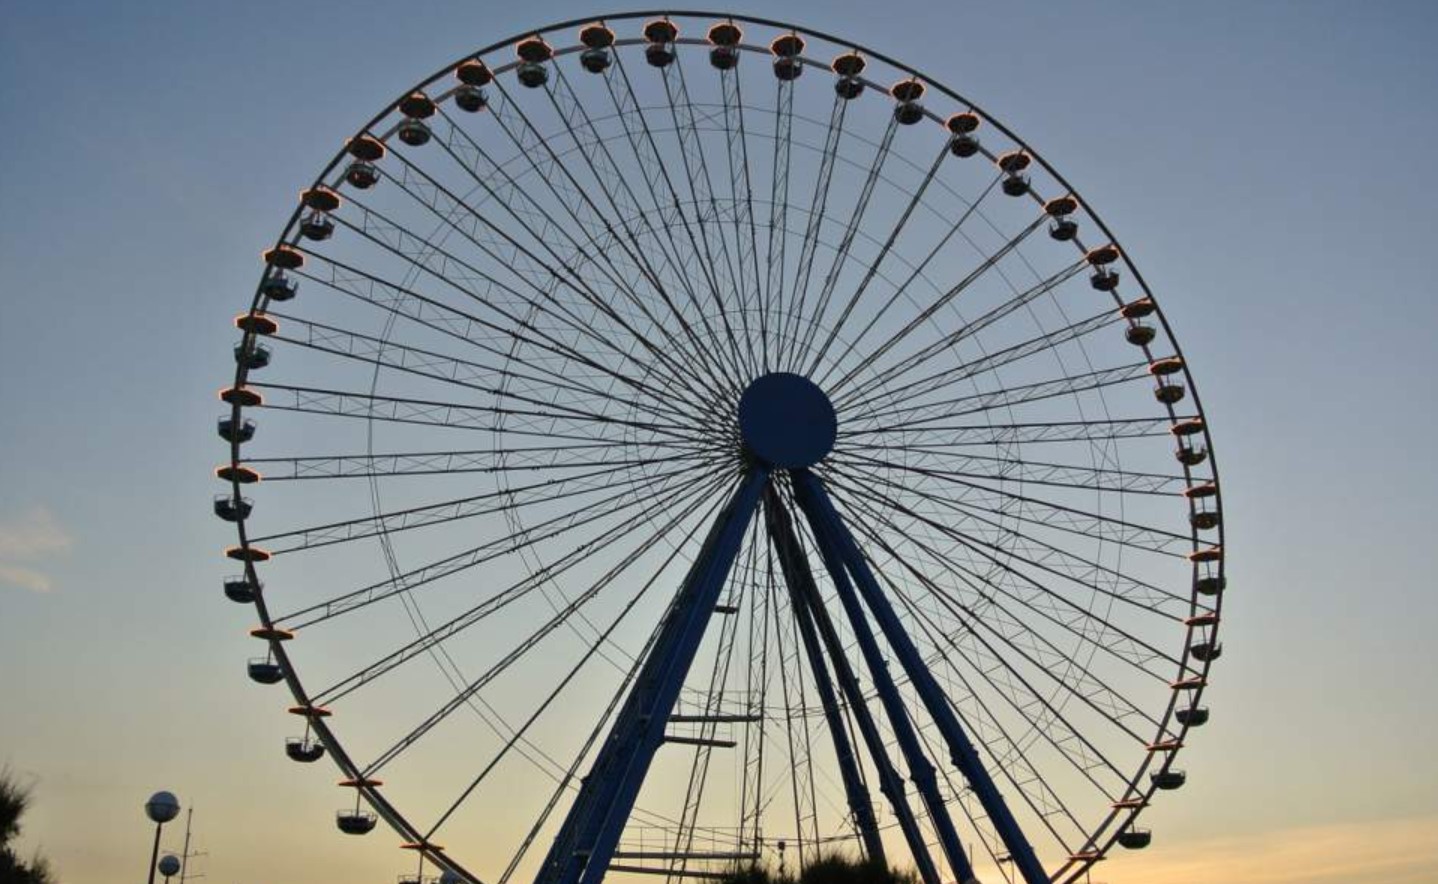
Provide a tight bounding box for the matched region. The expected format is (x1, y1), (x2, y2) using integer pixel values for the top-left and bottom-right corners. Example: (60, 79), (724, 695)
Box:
(789, 480), (978, 884)
(762, 487), (888, 868)
(773, 514), (942, 884)
(792, 469), (1049, 884)
(534, 467), (770, 884)
(535, 465), (1050, 884)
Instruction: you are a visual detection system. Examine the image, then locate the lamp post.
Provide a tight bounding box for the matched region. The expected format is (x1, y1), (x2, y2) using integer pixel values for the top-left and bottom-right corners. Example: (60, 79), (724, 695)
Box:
(144, 791), (181, 884)
(157, 854), (181, 884)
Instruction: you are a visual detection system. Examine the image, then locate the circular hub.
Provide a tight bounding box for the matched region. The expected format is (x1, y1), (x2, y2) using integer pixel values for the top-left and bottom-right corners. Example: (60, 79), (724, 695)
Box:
(737, 372), (837, 468)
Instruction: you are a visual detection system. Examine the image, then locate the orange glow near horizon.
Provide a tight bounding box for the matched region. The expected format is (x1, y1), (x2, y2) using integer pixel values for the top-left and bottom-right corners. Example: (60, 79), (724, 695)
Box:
(1090, 815), (1438, 884)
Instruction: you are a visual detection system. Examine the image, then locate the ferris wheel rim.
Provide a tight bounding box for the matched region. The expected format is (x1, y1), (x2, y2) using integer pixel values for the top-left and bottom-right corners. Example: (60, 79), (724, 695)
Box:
(219, 12), (1227, 883)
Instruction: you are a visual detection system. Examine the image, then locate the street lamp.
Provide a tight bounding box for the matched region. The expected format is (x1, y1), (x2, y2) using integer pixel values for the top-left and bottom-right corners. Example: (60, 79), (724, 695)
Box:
(144, 791), (181, 884)
(157, 854), (181, 883)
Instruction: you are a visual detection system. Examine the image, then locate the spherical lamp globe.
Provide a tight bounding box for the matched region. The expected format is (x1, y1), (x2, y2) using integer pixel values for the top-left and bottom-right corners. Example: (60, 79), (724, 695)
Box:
(157, 854), (182, 877)
(145, 791), (181, 824)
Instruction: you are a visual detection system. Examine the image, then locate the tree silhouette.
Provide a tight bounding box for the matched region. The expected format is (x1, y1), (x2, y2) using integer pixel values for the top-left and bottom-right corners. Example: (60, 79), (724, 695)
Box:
(1, 768), (54, 884)
(718, 853), (918, 884)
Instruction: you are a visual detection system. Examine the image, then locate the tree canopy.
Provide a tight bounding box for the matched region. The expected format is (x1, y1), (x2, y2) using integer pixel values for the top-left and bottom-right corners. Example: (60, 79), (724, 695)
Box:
(719, 854), (918, 884)
(1, 769), (54, 884)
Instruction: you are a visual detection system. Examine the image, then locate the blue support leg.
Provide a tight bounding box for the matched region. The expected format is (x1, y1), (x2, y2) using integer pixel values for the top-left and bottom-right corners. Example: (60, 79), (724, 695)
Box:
(763, 487), (887, 867)
(792, 478), (979, 884)
(534, 468), (770, 884)
(793, 469), (1049, 884)
(765, 488), (943, 884)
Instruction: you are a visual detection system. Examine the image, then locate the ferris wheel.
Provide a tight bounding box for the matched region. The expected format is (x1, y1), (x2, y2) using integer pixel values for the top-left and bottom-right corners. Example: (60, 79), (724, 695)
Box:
(216, 12), (1226, 884)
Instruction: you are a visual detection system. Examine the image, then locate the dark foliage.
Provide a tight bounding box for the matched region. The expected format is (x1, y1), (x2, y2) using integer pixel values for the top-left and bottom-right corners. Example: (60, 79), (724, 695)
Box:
(718, 853), (917, 884)
(0, 769), (55, 884)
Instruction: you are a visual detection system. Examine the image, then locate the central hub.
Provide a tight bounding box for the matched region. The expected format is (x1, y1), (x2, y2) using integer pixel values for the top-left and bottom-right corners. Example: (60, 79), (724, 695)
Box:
(737, 372), (837, 469)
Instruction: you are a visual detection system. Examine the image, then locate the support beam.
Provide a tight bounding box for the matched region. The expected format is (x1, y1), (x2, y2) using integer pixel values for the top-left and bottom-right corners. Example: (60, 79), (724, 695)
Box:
(792, 547), (944, 884)
(662, 735), (737, 749)
(791, 475), (978, 884)
(762, 487), (889, 868)
(610, 852), (760, 862)
(669, 714), (760, 723)
(534, 468), (770, 884)
(792, 469), (1049, 884)
(606, 865), (733, 880)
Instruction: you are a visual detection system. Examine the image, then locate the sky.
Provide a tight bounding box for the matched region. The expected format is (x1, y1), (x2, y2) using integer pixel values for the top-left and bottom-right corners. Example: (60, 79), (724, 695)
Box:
(2, 1), (1437, 882)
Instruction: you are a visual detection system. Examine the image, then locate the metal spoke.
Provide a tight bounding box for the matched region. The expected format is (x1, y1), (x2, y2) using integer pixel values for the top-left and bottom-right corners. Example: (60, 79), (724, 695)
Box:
(253, 458), (700, 554)
(542, 62), (747, 402)
(284, 254), (695, 422)
(275, 459), (730, 630)
(830, 243), (1081, 406)
(310, 463), (734, 704)
(790, 115), (899, 371)
(244, 442), (656, 481)
(431, 82), (740, 412)
(602, 49), (750, 388)
(821, 466), (1191, 705)
(805, 141), (950, 376)
(365, 155), (731, 415)
(422, 482), (730, 841)
(782, 89), (848, 367)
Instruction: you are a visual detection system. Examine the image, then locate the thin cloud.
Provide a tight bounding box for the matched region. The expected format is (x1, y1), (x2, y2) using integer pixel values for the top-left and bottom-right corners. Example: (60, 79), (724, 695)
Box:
(0, 506), (72, 594)
(0, 564), (53, 594)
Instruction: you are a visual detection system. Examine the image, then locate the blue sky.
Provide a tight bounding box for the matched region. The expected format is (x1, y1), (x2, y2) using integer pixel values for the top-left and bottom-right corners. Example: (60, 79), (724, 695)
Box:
(2, 2), (1437, 882)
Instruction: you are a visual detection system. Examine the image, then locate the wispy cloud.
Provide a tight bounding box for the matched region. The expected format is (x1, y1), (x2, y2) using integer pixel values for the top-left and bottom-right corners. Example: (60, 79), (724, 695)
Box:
(0, 506), (72, 594)
(1094, 814), (1438, 884)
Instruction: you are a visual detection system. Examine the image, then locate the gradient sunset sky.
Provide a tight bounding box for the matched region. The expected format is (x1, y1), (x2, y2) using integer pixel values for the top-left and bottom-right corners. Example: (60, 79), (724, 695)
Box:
(2, 1), (1436, 882)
